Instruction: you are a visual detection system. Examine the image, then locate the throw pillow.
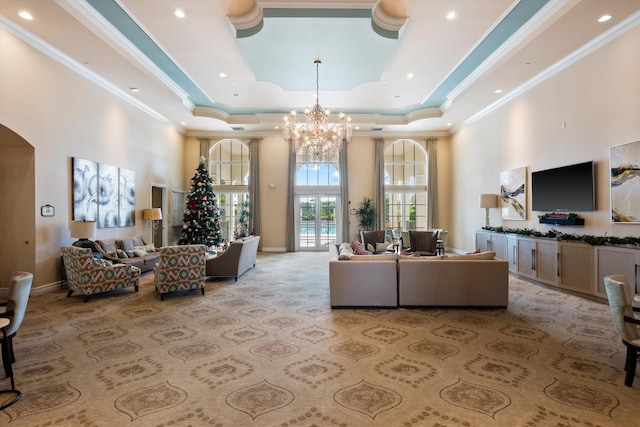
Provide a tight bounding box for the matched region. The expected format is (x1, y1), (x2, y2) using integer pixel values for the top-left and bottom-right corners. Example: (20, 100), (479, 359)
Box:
(116, 249), (128, 259)
(118, 238), (135, 252)
(376, 242), (390, 253)
(133, 249), (148, 257)
(98, 238), (118, 253)
(132, 236), (145, 247)
(338, 242), (354, 260)
(143, 243), (156, 252)
(350, 240), (367, 255)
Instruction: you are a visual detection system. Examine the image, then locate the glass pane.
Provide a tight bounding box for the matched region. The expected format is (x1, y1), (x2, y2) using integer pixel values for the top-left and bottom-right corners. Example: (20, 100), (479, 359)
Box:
(404, 163), (415, 185)
(319, 197), (337, 247)
(414, 164), (426, 185)
(220, 164), (231, 184)
(299, 197), (316, 248)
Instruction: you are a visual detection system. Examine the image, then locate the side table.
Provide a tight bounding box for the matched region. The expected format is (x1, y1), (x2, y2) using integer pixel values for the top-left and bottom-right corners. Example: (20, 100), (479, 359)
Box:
(0, 317), (21, 409)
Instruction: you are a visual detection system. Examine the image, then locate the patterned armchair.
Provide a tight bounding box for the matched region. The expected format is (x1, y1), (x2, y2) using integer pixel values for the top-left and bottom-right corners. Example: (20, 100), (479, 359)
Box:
(62, 246), (140, 302)
(154, 245), (206, 301)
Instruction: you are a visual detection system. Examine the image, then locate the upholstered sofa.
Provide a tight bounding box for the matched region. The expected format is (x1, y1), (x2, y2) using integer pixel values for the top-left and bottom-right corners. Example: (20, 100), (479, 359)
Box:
(94, 235), (160, 273)
(329, 243), (509, 308)
(206, 235), (260, 281)
(62, 246), (140, 302)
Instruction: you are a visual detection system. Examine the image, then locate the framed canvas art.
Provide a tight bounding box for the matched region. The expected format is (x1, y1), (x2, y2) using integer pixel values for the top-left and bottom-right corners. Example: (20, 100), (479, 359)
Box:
(500, 167), (527, 220)
(97, 163), (119, 228)
(610, 140), (640, 223)
(118, 167), (136, 227)
(72, 157), (98, 221)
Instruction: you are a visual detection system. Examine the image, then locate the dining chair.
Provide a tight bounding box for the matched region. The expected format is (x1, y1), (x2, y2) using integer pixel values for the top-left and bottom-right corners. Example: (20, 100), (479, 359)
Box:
(0, 271), (33, 377)
(604, 274), (640, 387)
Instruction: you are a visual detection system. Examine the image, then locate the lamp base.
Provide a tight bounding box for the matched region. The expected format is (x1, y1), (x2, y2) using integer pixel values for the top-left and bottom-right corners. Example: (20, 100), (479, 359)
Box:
(72, 239), (97, 252)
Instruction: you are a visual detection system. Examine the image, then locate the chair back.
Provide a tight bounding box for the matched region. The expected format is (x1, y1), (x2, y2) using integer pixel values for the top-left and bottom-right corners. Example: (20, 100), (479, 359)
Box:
(438, 230), (449, 246)
(155, 245), (206, 290)
(604, 274), (640, 343)
(4, 271), (33, 336)
(409, 230), (438, 254)
(360, 230), (386, 249)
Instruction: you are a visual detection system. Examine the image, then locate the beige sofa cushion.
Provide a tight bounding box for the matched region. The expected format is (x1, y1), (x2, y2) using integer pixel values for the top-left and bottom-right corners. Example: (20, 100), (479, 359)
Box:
(446, 251), (496, 260)
(338, 243), (354, 260)
(350, 254), (398, 261)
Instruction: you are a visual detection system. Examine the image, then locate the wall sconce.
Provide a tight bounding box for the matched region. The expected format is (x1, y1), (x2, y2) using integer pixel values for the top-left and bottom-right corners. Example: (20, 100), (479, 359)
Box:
(143, 208), (163, 245)
(478, 194), (499, 227)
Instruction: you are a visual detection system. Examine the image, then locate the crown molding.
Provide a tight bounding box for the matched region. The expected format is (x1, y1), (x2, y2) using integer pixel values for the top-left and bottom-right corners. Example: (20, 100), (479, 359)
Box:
(458, 9), (640, 131)
(0, 14), (175, 128)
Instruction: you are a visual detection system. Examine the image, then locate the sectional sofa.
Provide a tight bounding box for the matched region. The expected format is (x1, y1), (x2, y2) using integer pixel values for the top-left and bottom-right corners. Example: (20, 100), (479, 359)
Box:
(94, 235), (160, 273)
(329, 243), (509, 308)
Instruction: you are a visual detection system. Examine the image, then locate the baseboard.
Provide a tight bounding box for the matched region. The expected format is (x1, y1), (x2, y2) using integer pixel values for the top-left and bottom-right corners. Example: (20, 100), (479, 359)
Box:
(0, 281), (62, 298)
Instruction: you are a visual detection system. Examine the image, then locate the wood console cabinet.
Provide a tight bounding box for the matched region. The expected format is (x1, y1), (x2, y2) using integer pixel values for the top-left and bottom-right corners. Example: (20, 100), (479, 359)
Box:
(475, 231), (621, 299)
(475, 231), (507, 261)
(516, 236), (558, 286)
(557, 241), (593, 294)
(507, 235), (517, 273)
(594, 245), (639, 309)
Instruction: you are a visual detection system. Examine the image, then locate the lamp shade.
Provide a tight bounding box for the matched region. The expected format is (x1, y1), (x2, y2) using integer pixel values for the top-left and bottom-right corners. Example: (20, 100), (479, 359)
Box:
(69, 220), (96, 239)
(143, 208), (162, 221)
(479, 194), (499, 209)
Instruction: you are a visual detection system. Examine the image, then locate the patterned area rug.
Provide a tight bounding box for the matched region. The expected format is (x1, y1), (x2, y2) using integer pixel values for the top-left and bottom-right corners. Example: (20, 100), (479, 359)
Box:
(0, 251), (637, 426)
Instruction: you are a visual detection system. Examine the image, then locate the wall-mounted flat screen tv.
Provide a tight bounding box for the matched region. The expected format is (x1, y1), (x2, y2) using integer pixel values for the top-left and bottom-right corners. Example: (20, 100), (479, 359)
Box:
(531, 161), (595, 212)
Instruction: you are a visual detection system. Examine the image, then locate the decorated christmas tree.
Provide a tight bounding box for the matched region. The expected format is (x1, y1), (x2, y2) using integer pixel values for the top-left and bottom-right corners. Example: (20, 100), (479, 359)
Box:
(178, 158), (223, 248)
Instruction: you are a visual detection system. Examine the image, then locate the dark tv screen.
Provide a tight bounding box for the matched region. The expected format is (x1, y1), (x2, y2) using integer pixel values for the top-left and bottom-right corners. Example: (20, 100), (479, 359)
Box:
(531, 161), (595, 212)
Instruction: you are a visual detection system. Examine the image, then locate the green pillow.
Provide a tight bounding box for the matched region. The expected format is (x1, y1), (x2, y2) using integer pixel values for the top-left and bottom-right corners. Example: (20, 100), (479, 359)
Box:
(116, 249), (128, 259)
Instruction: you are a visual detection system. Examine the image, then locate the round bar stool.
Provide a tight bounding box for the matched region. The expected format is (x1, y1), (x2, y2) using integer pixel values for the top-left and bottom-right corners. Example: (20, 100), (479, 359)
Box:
(0, 317), (21, 409)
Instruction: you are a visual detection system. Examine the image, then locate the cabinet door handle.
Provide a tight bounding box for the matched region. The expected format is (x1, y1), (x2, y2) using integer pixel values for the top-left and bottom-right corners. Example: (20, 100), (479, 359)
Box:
(635, 264), (639, 295)
(531, 248), (536, 271)
(557, 253), (560, 277)
(512, 246), (516, 265)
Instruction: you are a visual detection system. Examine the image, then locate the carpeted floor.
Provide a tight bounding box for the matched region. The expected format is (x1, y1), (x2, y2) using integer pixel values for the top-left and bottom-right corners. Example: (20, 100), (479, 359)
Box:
(0, 251), (638, 426)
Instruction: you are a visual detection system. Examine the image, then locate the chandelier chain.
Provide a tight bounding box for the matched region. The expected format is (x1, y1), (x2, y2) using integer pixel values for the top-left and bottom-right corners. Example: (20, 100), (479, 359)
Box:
(283, 59), (352, 161)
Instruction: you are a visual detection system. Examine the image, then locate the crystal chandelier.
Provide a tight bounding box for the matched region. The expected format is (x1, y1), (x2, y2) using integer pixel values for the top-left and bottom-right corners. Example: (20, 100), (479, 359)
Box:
(283, 60), (352, 160)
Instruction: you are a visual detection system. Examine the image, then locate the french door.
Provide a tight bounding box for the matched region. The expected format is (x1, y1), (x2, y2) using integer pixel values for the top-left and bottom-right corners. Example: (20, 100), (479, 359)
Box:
(297, 195), (338, 250)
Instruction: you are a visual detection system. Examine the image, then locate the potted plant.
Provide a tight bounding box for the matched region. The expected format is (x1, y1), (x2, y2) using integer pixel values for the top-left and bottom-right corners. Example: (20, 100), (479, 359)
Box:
(356, 197), (376, 231)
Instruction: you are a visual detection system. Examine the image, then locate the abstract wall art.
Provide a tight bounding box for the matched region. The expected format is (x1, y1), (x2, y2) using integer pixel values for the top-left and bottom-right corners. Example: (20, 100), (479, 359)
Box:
(97, 163), (119, 228)
(119, 168), (136, 227)
(500, 167), (527, 220)
(610, 140), (640, 223)
(73, 157), (98, 221)
(73, 158), (136, 228)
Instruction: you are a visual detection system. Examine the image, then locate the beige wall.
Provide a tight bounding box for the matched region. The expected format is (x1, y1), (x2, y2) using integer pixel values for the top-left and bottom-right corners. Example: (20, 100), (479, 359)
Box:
(0, 29), (186, 290)
(450, 25), (640, 252)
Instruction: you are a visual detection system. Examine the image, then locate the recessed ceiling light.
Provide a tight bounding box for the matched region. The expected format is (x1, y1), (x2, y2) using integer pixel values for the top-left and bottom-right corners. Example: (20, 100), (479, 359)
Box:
(180, 122), (186, 126)
(129, 87), (140, 92)
(406, 73), (414, 79)
(233, 93), (239, 97)
(598, 14), (612, 23)
(274, 126), (280, 130)
(219, 72), (227, 78)
(446, 122), (452, 126)
(383, 81), (389, 85)
(175, 9), (185, 18)
(394, 95), (401, 99)
(446, 11), (457, 20)
(18, 10), (33, 20)
(494, 89), (503, 94)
